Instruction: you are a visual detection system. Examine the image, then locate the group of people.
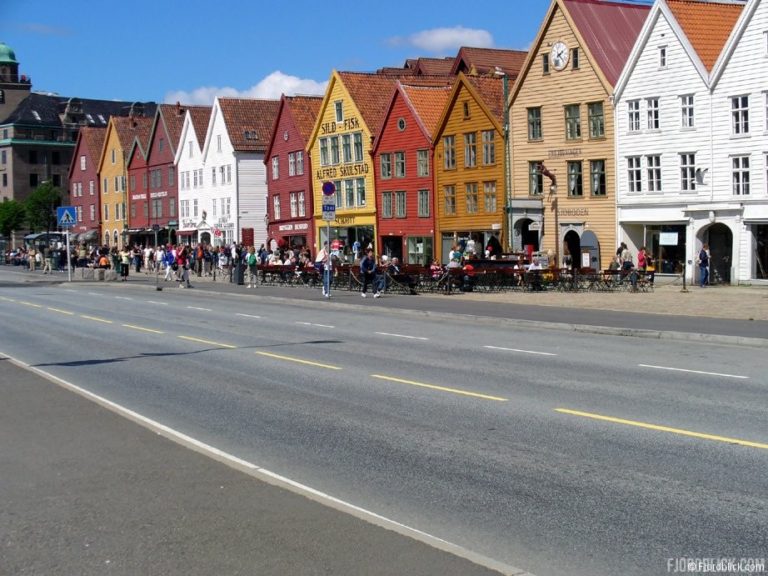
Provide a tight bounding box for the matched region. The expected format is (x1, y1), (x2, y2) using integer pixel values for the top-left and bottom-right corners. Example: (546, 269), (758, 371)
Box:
(609, 242), (655, 291)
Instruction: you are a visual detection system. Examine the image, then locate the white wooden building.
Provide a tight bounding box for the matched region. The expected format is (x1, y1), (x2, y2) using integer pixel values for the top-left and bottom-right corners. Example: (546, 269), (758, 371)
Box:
(613, 0), (745, 284)
(709, 0), (768, 284)
(175, 107), (213, 245)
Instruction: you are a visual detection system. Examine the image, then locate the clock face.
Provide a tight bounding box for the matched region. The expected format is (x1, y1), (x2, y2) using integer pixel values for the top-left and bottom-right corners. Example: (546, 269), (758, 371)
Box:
(551, 41), (569, 71)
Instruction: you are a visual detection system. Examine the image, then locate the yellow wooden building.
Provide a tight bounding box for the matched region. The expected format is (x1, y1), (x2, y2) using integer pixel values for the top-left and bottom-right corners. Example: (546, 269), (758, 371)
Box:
(97, 115), (152, 248)
(433, 72), (505, 263)
(307, 71), (406, 259)
(509, 0), (649, 270)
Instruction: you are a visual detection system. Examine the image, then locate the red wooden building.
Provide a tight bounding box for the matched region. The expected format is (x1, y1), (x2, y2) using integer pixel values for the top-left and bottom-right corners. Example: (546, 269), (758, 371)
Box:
(264, 95), (322, 254)
(67, 126), (106, 245)
(372, 80), (453, 265)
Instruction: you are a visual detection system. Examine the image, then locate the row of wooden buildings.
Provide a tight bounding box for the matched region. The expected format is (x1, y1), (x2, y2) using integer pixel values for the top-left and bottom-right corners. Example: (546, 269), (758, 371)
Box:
(4, 0), (767, 283)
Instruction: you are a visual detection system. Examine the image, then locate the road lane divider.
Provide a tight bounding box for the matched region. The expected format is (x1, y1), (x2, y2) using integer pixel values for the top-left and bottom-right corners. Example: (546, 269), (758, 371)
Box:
(178, 335), (237, 349)
(186, 306), (212, 312)
(375, 332), (428, 341)
(18, 301), (42, 308)
(0, 296), (16, 302)
(256, 351), (341, 370)
(122, 324), (164, 334)
(371, 374), (508, 402)
(236, 313), (261, 319)
(81, 315), (113, 324)
(47, 307), (74, 315)
(555, 408), (768, 450)
(638, 363), (748, 380)
(296, 322), (335, 329)
(484, 345), (556, 356)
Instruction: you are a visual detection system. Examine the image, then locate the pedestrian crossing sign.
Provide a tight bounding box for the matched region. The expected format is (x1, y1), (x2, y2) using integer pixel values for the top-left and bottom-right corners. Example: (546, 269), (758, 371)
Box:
(57, 206), (77, 228)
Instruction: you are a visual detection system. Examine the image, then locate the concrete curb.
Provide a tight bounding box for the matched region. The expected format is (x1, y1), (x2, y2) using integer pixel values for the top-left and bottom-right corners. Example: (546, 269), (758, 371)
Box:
(96, 280), (768, 349)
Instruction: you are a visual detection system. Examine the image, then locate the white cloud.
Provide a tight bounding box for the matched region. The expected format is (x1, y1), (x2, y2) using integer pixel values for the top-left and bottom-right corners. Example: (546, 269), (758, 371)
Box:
(389, 26), (494, 54)
(164, 71), (327, 105)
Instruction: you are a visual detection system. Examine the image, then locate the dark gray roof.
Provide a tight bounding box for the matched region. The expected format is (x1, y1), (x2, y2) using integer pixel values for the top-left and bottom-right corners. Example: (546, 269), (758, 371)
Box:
(0, 92), (157, 127)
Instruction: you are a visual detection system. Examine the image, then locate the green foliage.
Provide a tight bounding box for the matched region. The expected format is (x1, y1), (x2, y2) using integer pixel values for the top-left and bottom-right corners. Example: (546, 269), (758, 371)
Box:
(0, 199), (26, 238)
(24, 181), (62, 232)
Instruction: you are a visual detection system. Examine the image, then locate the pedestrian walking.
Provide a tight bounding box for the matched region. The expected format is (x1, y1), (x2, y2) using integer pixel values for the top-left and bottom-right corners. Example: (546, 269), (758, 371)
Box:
(360, 248), (379, 298)
(698, 243), (710, 288)
(246, 246), (258, 288)
(119, 247), (131, 281)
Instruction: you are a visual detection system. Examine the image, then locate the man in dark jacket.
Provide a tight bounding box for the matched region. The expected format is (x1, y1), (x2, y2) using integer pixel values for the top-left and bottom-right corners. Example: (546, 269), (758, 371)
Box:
(359, 248), (378, 298)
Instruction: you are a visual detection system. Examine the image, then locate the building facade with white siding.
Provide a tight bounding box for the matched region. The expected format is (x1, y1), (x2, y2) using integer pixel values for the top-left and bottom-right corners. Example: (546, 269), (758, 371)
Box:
(175, 107), (212, 245)
(614, 0), (745, 284)
(709, 0), (768, 284)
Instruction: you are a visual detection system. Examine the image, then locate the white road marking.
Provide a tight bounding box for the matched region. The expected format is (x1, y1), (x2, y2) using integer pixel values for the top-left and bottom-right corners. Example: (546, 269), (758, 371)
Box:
(236, 313), (261, 319)
(88, 292), (100, 296)
(115, 296), (133, 301)
(375, 332), (428, 341)
(186, 306), (212, 312)
(638, 363), (748, 380)
(484, 345), (557, 356)
(296, 322), (335, 329)
(147, 301), (168, 306)
(0, 353), (526, 576)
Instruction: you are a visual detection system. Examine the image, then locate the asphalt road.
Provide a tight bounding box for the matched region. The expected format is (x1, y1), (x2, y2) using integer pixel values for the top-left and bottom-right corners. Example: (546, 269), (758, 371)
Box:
(1, 278), (766, 576)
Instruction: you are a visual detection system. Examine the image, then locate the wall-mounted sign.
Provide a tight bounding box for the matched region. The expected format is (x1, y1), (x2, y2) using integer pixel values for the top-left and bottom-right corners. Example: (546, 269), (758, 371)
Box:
(548, 148), (582, 159)
(558, 208), (589, 216)
(659, 232), (678, 246)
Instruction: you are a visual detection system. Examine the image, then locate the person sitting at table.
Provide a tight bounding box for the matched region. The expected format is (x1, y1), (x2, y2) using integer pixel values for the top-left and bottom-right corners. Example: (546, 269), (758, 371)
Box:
(527, 258), (544, 291)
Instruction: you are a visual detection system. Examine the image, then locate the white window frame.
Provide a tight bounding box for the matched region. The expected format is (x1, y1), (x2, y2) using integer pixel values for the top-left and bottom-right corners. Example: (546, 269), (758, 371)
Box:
(271, 156), (279, 180)
(298, 191), (305, 217)
(464, 133), (477, 167)
(659, 46), (667, 69)
(646, 155), (662, 193)
(732, 155), (750, 195)
(482, 130), (495, 165)
(417, 149), (429, 177)
(627, 156), (642, 193)
(417, 189), (429, 217)
(680, 153), (696, 192)
(731, 95), (750, 136)
(647, 98), (660, 130)
(627, 100), (640, 132)
(380, 153), (392, 179)
(395, 190), (406, 218)
(681, 95), (695, 129)
(483, 181), (497, 212)
(444, 136), (456, 169)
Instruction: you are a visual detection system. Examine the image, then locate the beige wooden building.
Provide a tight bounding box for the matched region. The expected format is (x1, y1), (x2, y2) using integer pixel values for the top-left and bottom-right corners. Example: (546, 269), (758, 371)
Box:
(509, 0), (649, 270)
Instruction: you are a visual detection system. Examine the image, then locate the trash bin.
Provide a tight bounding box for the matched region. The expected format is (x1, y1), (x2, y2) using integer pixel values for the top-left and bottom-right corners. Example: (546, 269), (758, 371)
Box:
(234, 262), (245, 285)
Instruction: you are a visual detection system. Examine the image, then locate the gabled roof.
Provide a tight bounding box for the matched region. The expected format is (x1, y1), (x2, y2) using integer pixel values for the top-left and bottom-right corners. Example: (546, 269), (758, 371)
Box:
(337, 72), (408, 136)
(711, 0), (761, 88)
(187, 106), (212, 143)
(401, 82), (455, 137)
(0, 93), (155, 127)
(218, 98), (280, 153)
(667, 0), (744, 72)
(79, 126), (107, 160)
(371, 79), (456, 152)
(111, 116), (153, 157)
(452, 46), (528, 80)
(153, 103), (209, 157)
(563, 0), (651, 87)
(286, 95), (323, 143)
(435, 73), (505, 141)
(413, 56), (456, 75)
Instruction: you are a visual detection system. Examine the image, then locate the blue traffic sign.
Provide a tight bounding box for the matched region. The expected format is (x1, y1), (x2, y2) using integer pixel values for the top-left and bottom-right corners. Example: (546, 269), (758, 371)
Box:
(322, 181), (336, 196)
(57, 206), (77, 228)
(322, 204), (336, 221)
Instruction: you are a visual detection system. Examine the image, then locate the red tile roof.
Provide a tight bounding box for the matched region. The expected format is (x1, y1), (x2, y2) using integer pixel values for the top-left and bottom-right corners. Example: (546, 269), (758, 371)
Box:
(464, 75), (506, 125)
(452, 47), (528, 80)
(80, 126), (107, 161)
(218, 98), (280, 153)
(187, 106), (212, 143)
(285, 95), (323, 143)
(113, 116), (153, 158)
(413, 57), (456, 75)
(157, 103), (209, 155)
(667, 0), (744, 72)
(400, 82), (455, 138)
(563, 0), (651, 87)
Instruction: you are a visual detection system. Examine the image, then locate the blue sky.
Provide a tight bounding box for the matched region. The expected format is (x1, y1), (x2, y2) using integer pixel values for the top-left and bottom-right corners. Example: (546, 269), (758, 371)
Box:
(1, 0), (550, 105)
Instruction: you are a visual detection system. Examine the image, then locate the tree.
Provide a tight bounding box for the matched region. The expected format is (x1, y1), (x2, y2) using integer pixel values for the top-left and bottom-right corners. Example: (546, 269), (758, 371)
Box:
(0, 199), (27, 239)
(25, 181), (62, 233)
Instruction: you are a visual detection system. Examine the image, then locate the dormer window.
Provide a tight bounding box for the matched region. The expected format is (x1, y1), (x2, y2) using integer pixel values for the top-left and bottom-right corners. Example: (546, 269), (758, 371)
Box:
(86, 114), (94, 124)
(32, 110), (41, 121)
(659, 46), (667, 69)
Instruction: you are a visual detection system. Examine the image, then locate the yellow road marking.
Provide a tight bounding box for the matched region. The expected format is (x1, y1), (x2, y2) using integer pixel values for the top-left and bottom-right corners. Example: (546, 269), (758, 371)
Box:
(371, 374), (508, 402)
(122, 324), (164, 334)
(256, 351), (341, 370)
(47, 307), (74, 315)
(18, 301), (42, 308)
(81, 315), (113, 324)
(556, 408), (768, 451)
(179, 335), (237, 349)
